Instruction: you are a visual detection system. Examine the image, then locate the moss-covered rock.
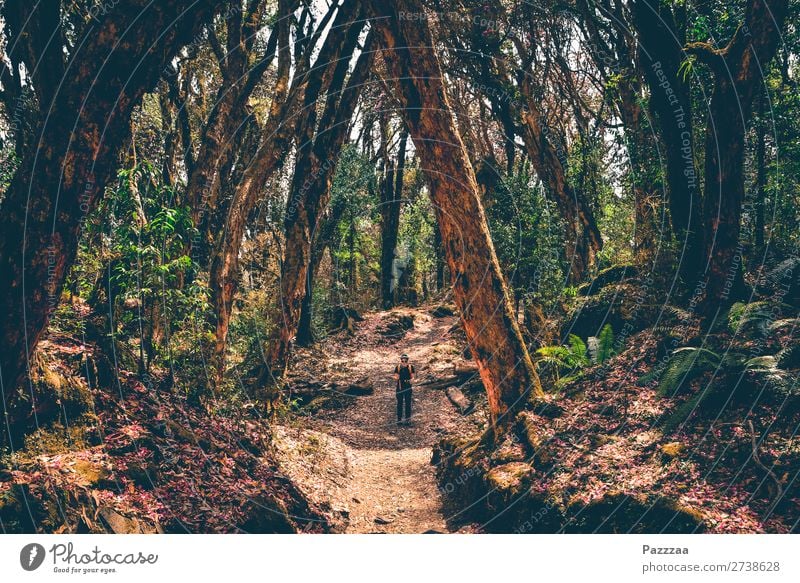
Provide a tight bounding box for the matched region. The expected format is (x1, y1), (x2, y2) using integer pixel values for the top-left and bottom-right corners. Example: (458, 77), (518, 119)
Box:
(486, 462), (533, 497)
(660, 442), (687, 460)
(73, 459), (112, 487)
(98, 508), (160, 534)
(489, 432), (528, 464)
(567, 282), (659, 341)
(563, 492), (706, 533)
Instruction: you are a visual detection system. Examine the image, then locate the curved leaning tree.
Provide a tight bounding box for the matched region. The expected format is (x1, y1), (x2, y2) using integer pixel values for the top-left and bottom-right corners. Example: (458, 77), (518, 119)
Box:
(0, 1), (223, 446)
(367, 0), (545, 430)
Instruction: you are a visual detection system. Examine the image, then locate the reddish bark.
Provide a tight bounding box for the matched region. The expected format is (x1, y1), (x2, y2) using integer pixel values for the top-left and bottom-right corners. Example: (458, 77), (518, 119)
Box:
(517, 91), (602, 282)
(185, 1), (277, 247)
(0, 1), (220, 444)
(209, 0), (363, 377)
(264, 27), (374, 381)
(370, 0), (543, 429)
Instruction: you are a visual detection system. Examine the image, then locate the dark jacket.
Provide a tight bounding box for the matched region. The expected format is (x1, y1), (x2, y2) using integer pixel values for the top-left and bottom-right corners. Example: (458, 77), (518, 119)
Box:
(394, 363), (415, 389)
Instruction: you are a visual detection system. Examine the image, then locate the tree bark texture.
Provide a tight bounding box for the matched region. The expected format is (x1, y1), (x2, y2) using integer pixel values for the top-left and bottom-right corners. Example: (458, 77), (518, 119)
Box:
(0, 1), (220, 445)
(370, 0), (544, 429)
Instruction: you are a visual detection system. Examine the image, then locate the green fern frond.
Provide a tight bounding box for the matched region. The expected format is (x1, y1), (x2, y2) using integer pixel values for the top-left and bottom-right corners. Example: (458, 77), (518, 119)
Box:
(728, 301), (786, 336)
(655, 347), (721, 396)
(678, 56), (696, 82)
(662, 384), (713, 432)
(535, 345), (570, 358)
(663, 305), (694, 320)
(567, 334), (590, 368)
(555, 371), (586, 390)
(596, 324), (615, 364)
(744, 355), (779, 372)
(768, 318), (800, 333)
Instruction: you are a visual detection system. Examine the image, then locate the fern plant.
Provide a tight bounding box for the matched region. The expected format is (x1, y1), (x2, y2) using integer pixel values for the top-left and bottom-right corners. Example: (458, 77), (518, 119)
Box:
(641, 346), (791, 431)
(535, 334), (589, 382)
(726, 301), (790, 337)
(652, 347), (723, 396)
(596, 324), (616, 364)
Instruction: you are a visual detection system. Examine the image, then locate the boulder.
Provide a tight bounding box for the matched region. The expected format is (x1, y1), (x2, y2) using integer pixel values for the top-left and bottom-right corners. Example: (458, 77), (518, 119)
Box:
(73, 459), (113, 487)
(490, 434), (528, 464)
(445, 386), (473, 414)
(99, 508), (160, 534)
(378, 312), (415, 338)
(563, 492), (706, 533)
(566, 282), (659, 341)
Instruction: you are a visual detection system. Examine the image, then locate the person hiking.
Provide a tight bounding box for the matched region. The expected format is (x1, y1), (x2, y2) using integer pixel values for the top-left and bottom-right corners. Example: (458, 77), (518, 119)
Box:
(393, 354), (415, 425)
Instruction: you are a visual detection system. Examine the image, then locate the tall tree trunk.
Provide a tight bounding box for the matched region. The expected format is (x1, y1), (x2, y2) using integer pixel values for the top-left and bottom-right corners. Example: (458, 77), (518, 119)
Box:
(0, 1), (220, 444)
(753, 93), (767, 252)
(347, 218), (359, 298)
(686, 0), (788, 308)
(514, 76), (601, 283)
(185, 1), (277, 257)
(370, 0), (543, 430)
(210, 0), (359, 378)
(295, 247), (320, 347)
(209, 6), (294, 379)
(158, 81), (180, 189)
(434, 221), (446, 291)
(632, 0), (703, 285)
(380, 128), (408, 308)
(617, 80), (660, 265)
(263, 26), (373, 382)
(296, 198), (346, 347)
(518, 101), (602, 283)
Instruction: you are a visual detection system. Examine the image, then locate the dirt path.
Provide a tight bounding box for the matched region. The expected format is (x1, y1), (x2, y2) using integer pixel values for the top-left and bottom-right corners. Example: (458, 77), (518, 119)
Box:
(276, 307), (481, 533)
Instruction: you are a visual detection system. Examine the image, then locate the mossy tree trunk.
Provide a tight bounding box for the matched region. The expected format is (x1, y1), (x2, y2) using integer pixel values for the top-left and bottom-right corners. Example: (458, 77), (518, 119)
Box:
(686, 0), (788, 308)
(380, 126), (408, 309)
(263, 20), (374, 382)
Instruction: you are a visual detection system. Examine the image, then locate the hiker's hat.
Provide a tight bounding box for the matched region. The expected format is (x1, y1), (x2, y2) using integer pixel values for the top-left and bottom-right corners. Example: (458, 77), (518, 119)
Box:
(401, 354), (409, 359)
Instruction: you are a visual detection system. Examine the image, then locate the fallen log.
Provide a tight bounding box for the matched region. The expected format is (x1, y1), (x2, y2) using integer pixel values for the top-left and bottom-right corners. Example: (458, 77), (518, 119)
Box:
(418, 375), (461, 390)
(453, 362), (479, 376)
(445, 386), (473, 414)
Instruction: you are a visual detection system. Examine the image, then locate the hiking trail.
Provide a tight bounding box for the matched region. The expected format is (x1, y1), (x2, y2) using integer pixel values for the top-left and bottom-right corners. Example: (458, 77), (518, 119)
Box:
(274, 306), (482, 533)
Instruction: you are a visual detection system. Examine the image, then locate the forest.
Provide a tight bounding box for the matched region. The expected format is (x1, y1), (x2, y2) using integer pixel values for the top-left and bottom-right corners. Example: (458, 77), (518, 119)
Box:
(0, 0), (798, 534)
